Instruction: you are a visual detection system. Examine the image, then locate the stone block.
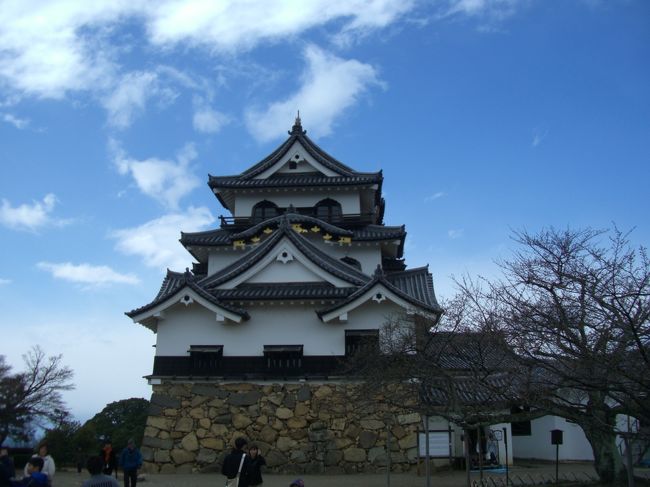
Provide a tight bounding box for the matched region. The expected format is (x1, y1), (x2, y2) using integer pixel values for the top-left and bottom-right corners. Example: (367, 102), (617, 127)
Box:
(191, 384), (223, 397)
(360, 419), (384, 430)
(140, 446), (154, 462)
(142, 437), (173, 449)
(314, 385), (332, 398)
(191, 395), (209, 407)
(267, 393), (284, 406)
(276, 436), (295, 452)
(189, 407), (205, 419)
(147, 416), (171, 430)
(359, 430), (378, 449)
(289, 450), (307, 463)
(343, 447), (366, 463)
(232, 413), (252, 429)
(211, 424), (228, 436)
(265, 450), (288, 467)
(398, 432), (417, 450)
(368, 446), (386, 464)
(196, 448), (217, 464)
(175, 417), (194, 432)
(200, 437), (224, 450)
(297, 385), (311, 401)
(213, 414), (232, 424)
(275, 407), (293, 419)
(331, 418), (346, 430)
(159, 464), (176, 474)
(397, 412), (420, 425)
(151, 393), (181, 409)
(181, 432), (199, 452)
(259, 425), (278, 443)
(143, 426), (159, 438)
(170, 448), (196, 465)
(154, 450), (171, 463)
(228, 391), (262, 406)
(324, 449), (342, 466)
(295, 402), (309, 417)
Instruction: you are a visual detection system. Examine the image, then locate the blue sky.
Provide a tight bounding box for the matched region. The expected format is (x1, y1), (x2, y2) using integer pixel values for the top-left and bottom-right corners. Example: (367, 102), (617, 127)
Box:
(1, 0), (648, 423)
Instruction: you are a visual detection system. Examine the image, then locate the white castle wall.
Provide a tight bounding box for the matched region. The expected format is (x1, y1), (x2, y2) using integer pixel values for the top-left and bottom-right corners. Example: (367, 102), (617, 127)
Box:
(234, 192), (360, 217)
(155, 300), (403, 357)
(511, 416), (593, 461)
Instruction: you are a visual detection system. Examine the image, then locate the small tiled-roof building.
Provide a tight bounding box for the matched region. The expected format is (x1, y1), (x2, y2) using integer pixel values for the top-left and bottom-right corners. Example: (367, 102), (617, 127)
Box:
(127, 117), (443, 473)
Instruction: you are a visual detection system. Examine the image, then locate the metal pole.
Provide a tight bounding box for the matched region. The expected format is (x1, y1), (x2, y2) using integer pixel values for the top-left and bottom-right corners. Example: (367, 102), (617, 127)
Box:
(425, 415), (431, 487)
(503, 427), (509, 487)
(555, 443), (559, 485)
(464, 428), (471, 487)
(385, 414), (391, 487)
(478, 426), (483, 480)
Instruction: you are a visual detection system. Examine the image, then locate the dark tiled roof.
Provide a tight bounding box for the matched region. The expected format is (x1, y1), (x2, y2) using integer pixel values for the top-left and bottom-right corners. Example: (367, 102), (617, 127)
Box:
(180, 228), (232, 246)
(126, 270), (249, 320)
(208, 174), (382, 189)
(352, 225), (405, 241)
(180, 221), (405, 249)
(316, 266), (443, 319)
(199, 215), (370, 289)
(386, 266), (439, 309)
(424, 332), (518, 371)
(232, 213), (353, 240)
(420, 373), (517, 407)
(214, 283), (355, 300)
(237, 117), (365, 179)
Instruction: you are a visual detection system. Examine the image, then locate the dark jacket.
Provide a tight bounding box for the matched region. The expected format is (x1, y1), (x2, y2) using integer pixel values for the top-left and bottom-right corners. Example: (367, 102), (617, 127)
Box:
(99, 447), (117, 471)
(118, 447), (142, 471)
(221, 450), (250, 487)
(247, 454), (265, 486)
(1, 456), (16, 487)
(12, 471), (48, 487)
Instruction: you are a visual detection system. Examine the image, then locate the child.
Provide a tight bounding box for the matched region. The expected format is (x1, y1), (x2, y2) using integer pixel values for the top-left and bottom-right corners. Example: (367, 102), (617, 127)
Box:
(247, 444), (266, 486)
(14, 457), (47, 487)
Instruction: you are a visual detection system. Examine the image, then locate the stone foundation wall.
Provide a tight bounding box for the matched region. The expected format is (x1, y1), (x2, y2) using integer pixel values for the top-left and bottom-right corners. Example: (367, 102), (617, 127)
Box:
(141, 381), (424, 474)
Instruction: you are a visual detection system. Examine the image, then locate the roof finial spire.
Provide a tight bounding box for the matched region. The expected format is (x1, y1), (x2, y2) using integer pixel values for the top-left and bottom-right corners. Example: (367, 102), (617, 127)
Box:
(289, 110), (306, 135)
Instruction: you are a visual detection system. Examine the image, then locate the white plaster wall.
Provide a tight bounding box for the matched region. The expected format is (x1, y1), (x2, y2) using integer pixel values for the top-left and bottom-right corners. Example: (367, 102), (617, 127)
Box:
(511, 416), (593, 461)
(245, 258), (326, 283)
(256, 141), (338, 179)
(207, 249), (244, 275)
(155, 299), (403, 356)
(309, 240), (382, 274)
(235, 192), (360, 217)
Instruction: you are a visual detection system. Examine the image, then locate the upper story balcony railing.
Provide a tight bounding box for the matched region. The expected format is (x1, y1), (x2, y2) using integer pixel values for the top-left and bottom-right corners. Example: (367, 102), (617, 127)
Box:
(219, 211), (376, 230)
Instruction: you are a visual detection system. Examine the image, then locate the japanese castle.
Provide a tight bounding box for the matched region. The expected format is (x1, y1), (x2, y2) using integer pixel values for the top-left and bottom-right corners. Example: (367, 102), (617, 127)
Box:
(126, 117), (443, 473)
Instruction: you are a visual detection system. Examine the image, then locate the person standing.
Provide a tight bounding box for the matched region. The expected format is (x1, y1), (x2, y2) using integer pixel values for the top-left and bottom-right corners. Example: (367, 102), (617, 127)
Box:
(99, 441), (117, 476)
(0, 446), (16, 487)
(81, 456), (119, 487)
(247, 444), (265, 487)
(23, 443), (54, 485)
(221, 437), (250, 487)
(118, 440), (142, 487)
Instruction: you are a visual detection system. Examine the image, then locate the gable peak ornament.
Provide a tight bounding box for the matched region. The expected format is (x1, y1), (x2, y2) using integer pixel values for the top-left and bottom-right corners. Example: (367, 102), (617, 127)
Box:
(289, 111), (306, 135)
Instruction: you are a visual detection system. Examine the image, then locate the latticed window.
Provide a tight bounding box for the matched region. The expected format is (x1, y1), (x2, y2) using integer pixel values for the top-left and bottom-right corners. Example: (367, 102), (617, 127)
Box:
(252, 200), (279, 223)
(345, 330), (379, 356)
(264, 345), (303, 370)
(314, 198), (342, 223)
(189, 345), (223, 373)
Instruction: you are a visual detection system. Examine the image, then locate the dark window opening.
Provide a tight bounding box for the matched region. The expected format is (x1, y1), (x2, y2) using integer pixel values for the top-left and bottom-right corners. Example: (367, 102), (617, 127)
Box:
(341, 256), (362, 270)
(345, 330), (379, 357)
(511, 406), (532, 436)
(288, 160), (298, 170)
(189, 345), (223, 373)
(314, 198), (342, 223)
(252, 200), (279, 223)
(264, 345), (303, 370)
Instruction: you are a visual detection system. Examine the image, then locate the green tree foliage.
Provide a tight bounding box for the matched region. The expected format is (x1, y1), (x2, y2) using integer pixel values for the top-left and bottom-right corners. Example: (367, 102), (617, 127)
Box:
(80, 398), (149, 451)
(0, 347), (74, 445)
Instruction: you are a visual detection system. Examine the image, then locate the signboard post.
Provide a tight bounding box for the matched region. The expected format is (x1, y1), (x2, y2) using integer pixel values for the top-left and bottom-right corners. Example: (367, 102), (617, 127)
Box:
(551, 429), (563, 485)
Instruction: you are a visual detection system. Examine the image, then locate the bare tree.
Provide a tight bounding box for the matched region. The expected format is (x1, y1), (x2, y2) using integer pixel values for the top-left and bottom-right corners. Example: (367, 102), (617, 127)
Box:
(456, 226), (650, 485)
(0, 346), (74, 445)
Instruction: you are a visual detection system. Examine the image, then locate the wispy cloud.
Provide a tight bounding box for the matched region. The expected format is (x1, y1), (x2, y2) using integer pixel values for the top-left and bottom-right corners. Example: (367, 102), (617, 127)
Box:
(1, 112), (29, 129)
(425, 191), (446, 202)
(0, 278), (11, 285)
(111, 207), (215, 270)
(103, 71), (162, 129)
(111, 141), (201, 209)
(448, 229), (464, 239)
(246, 45), (381, 142)
(193, 97), (230, 134)
(531, 127), (548, 148)
(0, 194), (69, 232)
(37, 262), (139, 286)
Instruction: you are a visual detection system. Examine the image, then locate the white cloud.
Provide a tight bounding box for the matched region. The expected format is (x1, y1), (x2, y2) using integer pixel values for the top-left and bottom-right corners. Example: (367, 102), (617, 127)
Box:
(1, 112), (29, 129)
(193, 98), (230, 134)
(444, 0), (521, 18)
(111, 207), (215, 270)
(531, 127), (548, 148)
(103, 71), (160, 129)
(448, 229), (464, 239)
(0, 194), (68, 231)
(0, 278), (11, 285)
(425, 191), (446, 202)
(112, 142), (201, 209)
(245, 45), (381, 142)
(0, 1), (413, 100)
(37, 261), (139, 285)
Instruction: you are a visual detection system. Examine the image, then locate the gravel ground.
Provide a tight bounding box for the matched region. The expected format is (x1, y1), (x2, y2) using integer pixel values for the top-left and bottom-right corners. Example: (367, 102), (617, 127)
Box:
(47, 462), (619, 487)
